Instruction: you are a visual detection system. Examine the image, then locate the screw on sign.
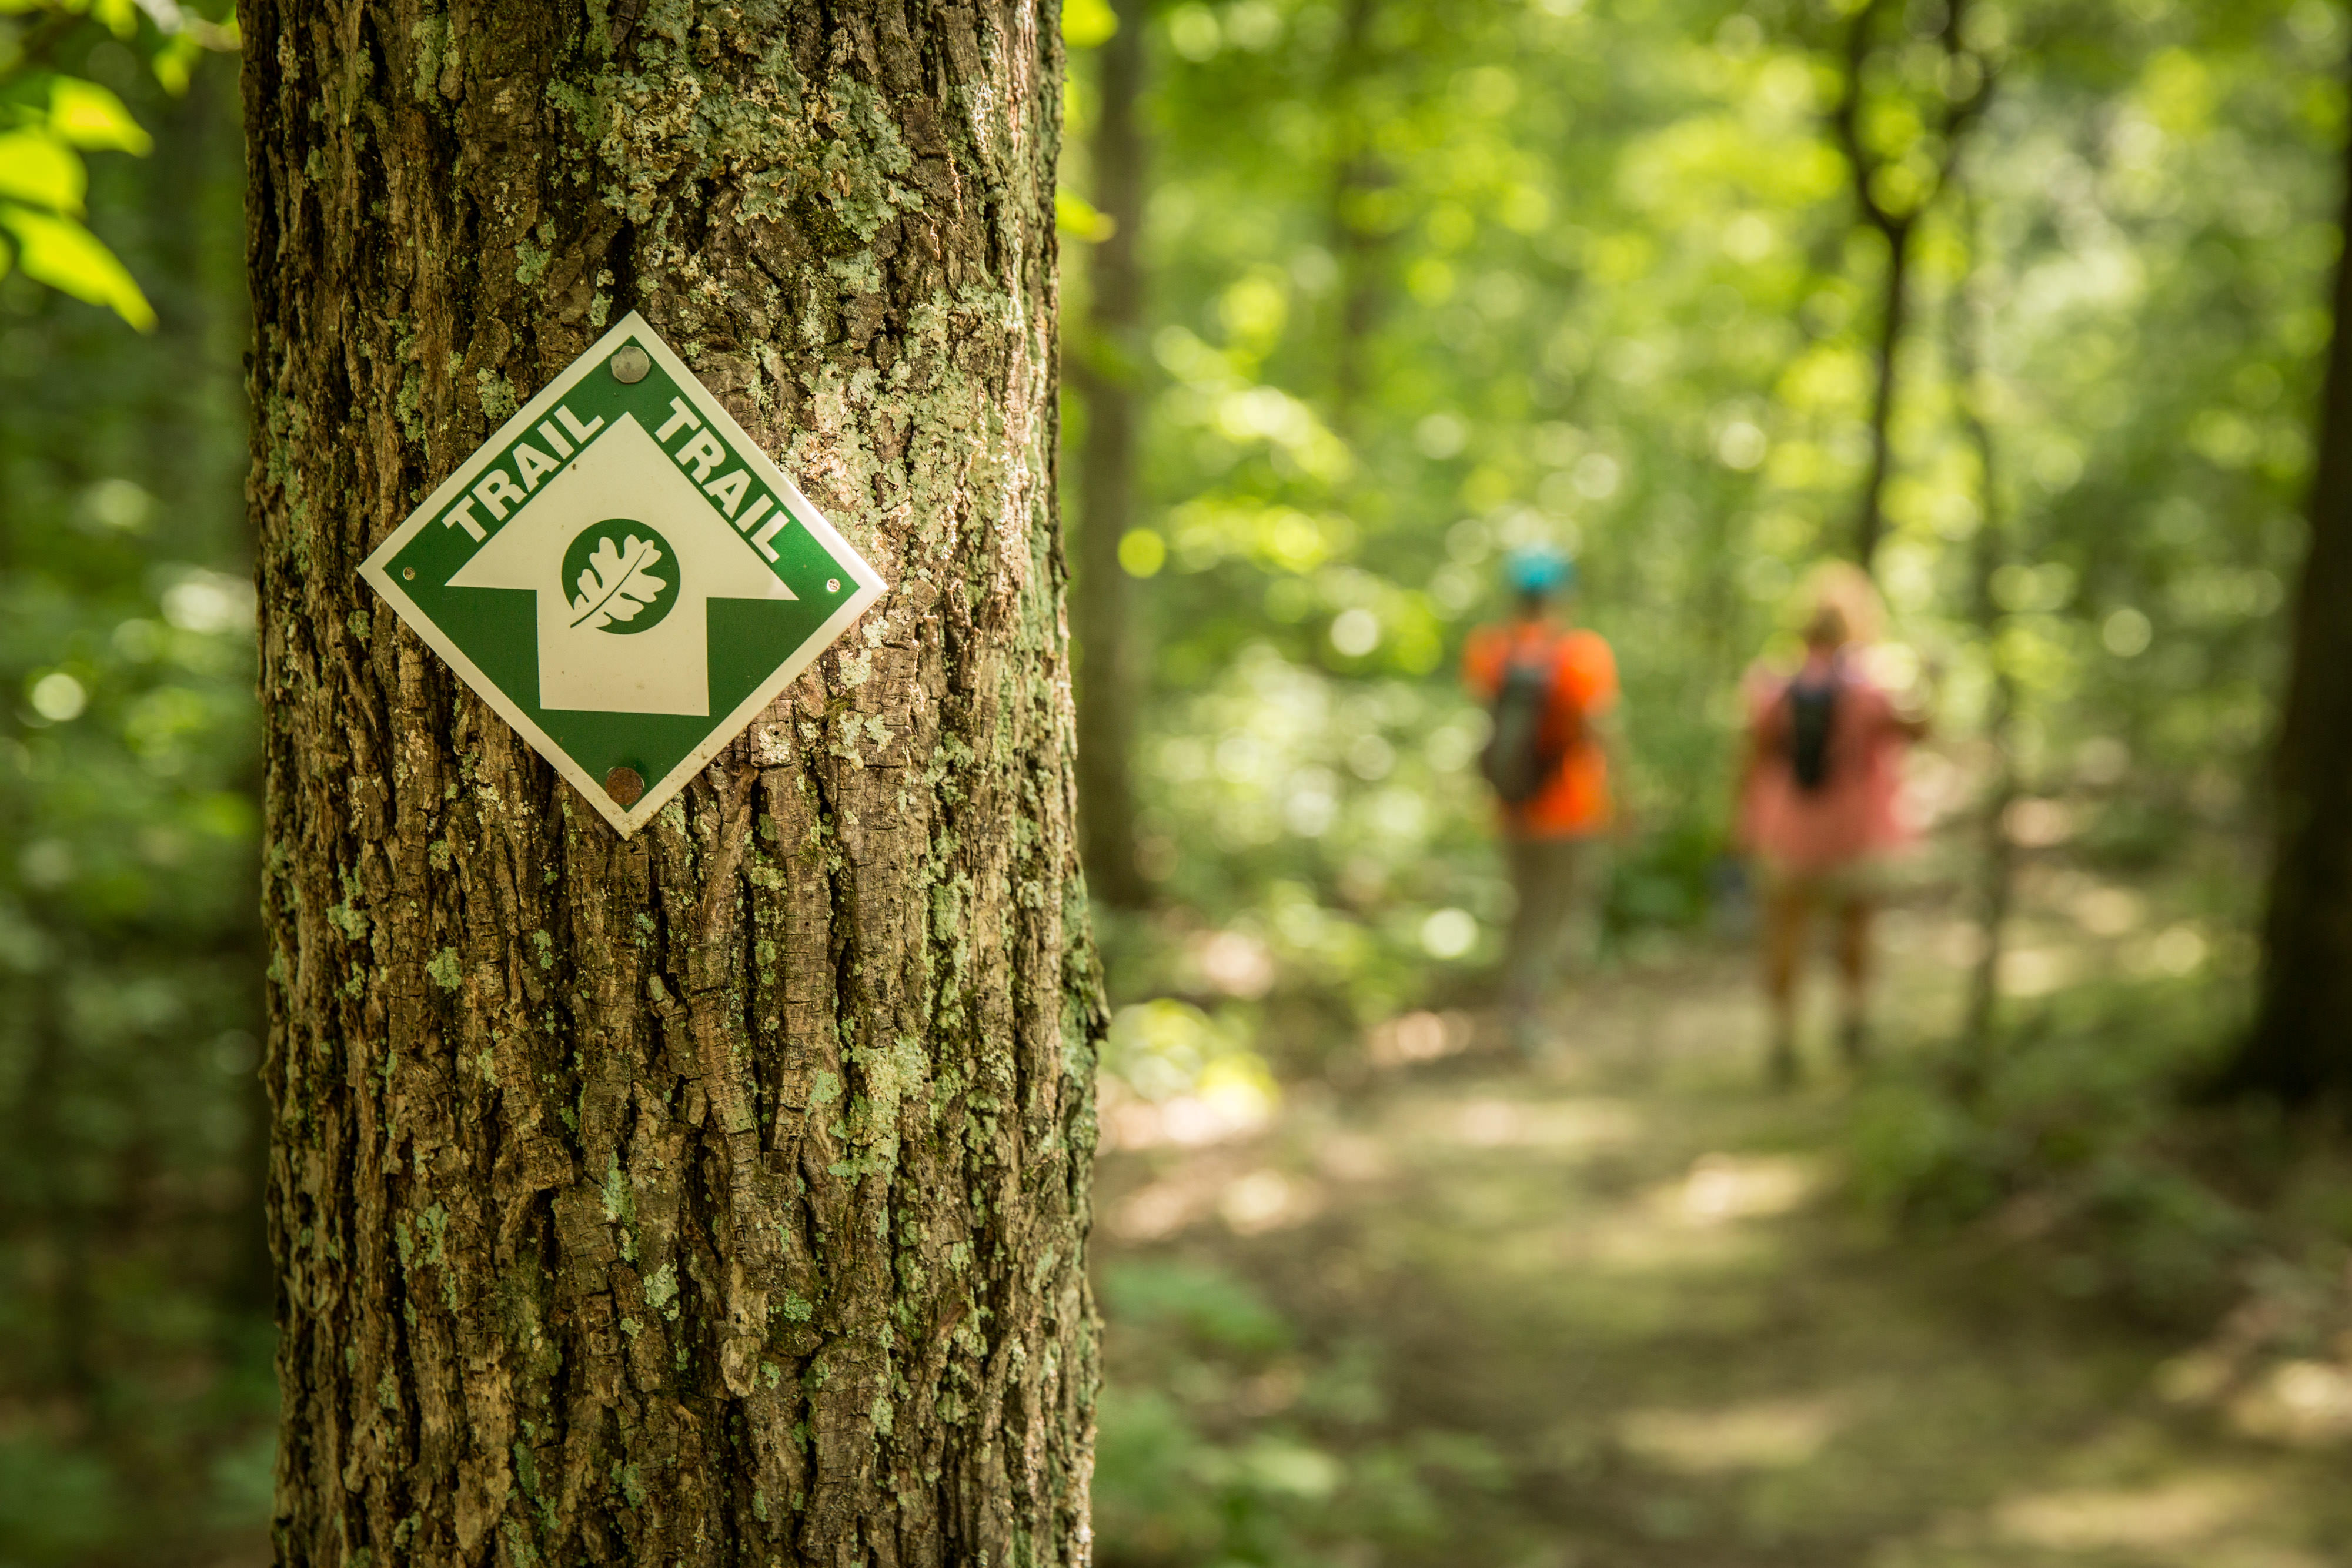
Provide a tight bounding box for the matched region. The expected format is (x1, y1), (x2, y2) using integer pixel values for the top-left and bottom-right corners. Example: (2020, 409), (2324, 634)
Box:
(359, 314), (886, 834)
(609, 344), (651, 383)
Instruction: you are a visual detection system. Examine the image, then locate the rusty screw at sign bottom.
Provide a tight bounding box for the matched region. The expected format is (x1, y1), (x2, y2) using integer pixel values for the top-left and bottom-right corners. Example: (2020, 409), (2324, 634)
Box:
(604, 767), (644, 807)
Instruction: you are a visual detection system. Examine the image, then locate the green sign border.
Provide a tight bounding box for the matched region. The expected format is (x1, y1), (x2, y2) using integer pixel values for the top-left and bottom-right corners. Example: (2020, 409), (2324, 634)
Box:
(359, 312), (887, 835)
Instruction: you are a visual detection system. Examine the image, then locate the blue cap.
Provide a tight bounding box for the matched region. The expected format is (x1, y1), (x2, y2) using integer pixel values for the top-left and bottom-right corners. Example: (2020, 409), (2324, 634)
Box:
(1505, 544), (1575, 596)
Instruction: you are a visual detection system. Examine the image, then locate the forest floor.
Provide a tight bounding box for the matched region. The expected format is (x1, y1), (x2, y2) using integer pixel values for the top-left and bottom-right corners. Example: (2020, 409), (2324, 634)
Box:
(1091, 904), (2352, 1568)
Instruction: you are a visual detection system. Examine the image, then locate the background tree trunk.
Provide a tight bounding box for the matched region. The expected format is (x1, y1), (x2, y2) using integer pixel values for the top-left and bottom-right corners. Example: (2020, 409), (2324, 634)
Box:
(1326, 0), (1385, 438)
(1071, 0), (1150, 910)
(1950, 182), (2016, 1078)
(245, 5), (1104, 1563)
(1826, 0), (1989, 574)
(1853, 224), (1911, 571)
(2231, 99), (2352, 1107)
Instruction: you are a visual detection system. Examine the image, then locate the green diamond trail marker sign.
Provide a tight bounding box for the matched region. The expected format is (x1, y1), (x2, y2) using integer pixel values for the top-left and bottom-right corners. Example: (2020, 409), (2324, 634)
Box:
(361, 313), (885, 835)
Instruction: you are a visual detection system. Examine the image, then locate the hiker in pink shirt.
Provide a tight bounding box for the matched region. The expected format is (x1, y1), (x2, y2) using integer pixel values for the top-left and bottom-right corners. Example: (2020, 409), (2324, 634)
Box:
(1738, 581), (1926, 1085)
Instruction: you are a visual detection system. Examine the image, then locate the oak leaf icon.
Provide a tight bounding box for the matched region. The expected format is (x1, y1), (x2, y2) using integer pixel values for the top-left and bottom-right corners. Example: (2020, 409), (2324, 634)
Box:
(568, 534), (668, 631)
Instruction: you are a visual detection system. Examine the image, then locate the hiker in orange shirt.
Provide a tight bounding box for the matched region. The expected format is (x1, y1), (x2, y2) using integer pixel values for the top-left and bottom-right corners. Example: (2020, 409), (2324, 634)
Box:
(1463, 546), (1623, 1052)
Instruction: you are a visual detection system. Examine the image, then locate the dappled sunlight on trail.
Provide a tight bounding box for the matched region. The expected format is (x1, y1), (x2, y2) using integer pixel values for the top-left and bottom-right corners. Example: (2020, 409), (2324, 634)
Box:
(1092, 927), (2350, 1567)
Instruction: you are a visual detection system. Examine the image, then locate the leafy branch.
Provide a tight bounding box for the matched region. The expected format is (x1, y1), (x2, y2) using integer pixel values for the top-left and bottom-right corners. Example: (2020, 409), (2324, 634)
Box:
(1827, 0), (1995, 248)
(0, 0), (240, 330)
(1823, 0), (1997, 569)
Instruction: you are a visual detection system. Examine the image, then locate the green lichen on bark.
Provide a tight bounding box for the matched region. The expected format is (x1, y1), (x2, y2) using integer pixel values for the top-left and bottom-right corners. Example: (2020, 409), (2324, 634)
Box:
(245, 3), (1099, 1563)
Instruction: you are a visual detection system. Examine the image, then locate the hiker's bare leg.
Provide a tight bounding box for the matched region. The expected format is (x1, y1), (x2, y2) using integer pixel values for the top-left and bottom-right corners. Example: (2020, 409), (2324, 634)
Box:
(1762, 880), (1808, 1085)
(1835, 896), (1873, 1065)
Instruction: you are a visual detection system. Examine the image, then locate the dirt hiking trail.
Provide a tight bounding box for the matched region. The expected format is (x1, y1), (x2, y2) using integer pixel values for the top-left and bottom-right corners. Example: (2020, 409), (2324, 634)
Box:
(1095, 927), (2352, 1567)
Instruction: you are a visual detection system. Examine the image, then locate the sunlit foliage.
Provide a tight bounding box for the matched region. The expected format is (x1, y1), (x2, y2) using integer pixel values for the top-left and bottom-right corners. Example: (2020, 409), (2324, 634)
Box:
(0, 24), (262, 1562)
(1068, 0), (2333, 1038)
(0, 2), (236, 327)
(1065, 9), (2340, 1554)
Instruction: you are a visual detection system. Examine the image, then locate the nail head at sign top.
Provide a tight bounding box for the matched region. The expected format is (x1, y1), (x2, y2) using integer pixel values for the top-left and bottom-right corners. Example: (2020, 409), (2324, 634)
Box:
(609, 345), (652, 384)
(403, 567), (415, 580)
(827, 579), (841, 593)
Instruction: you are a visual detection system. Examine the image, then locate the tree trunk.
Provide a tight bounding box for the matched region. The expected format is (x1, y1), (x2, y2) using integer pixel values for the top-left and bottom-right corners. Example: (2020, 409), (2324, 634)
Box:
(2230, 99), (2352, 1107)
(1070, 0), (1149, 910)
(244, 6), (1104, 1564)
(1854, 219), (1911, 573)
(19, 978), (97, 1409)
(1950, 195), (2015, 1076)
(1327, 0), (1384, 436)
(1959, 537), (2018, 1071)
(1826, 0), (1988, 576)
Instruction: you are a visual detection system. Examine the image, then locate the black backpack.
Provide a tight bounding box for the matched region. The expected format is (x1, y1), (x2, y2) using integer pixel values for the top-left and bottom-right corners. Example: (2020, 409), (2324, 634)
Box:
(1481, 640), (1578, 805)
(1785, 668), (1842, 793)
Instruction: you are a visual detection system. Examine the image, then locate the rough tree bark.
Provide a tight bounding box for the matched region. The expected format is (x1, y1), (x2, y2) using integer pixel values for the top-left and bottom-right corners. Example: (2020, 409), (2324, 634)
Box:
(1069, 0), (1148, 910)
(2229, 93), (2352, 1107)
(245, 5), (1105, 1564)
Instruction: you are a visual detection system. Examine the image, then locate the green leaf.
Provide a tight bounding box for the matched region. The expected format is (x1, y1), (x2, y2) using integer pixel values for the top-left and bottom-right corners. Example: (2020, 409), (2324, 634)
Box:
(0, 203), (156, 330)
(1057, 188), (1117, 243)
(1063, 0), (1118, 49)
(152, 10), (244, 94)
(90, 0), (142, 39)
(152, 33), (204, 96)
(0, 130), (85, 214)
(48, 78), (153, 155)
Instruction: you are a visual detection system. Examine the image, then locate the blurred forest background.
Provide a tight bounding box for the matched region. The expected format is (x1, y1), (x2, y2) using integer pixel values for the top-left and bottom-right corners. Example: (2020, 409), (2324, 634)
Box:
(7, 0), (2352, 1563)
